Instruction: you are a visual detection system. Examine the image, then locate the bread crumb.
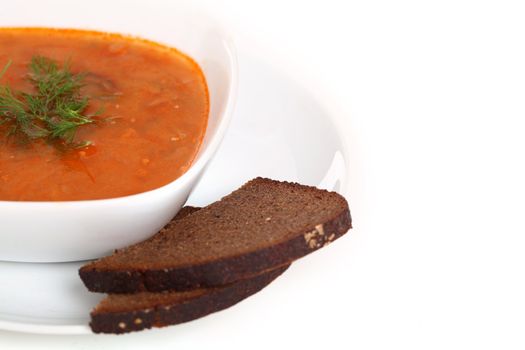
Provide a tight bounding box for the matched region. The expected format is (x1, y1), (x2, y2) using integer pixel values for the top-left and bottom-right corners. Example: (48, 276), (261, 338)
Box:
(304, 224), (326, 249)
(134, 318), (143, 325)
(265, 217), (272, 222)
(304, 231), (316, 242)
(118, 322), (126, 329)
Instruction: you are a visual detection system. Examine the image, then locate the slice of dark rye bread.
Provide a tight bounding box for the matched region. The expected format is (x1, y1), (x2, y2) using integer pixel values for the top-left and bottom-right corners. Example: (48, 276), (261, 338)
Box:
(90, 265), (289, 334)
(79, 178), (352, 293)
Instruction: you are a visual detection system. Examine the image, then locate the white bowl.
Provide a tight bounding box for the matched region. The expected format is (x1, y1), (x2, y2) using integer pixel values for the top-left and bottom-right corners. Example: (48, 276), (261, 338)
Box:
(0, 3), (237, 262)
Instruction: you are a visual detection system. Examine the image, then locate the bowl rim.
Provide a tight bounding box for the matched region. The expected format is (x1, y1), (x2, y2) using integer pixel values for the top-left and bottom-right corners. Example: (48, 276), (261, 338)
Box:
(0, 25), (238, 207)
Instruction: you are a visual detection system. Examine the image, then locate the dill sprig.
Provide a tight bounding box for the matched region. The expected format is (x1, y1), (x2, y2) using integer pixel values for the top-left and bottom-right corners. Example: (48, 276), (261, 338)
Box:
(0, 56), (102, 148)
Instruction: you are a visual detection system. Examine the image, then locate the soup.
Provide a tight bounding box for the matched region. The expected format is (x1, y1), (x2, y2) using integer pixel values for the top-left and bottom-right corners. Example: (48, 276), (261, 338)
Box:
(0, 28), (209, 201)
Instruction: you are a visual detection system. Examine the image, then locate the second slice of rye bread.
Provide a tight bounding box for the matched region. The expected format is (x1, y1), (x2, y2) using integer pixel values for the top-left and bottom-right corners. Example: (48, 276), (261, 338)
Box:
(91, 265), (289, 334)
(80, 178), (352, 293)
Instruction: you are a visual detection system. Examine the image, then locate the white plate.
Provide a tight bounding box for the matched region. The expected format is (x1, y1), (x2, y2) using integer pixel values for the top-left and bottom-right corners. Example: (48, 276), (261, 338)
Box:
(0, 50), (349, 335)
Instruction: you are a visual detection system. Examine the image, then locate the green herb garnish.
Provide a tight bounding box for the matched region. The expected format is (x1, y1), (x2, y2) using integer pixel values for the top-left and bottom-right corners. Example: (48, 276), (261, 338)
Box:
(0, 56), (102, 148)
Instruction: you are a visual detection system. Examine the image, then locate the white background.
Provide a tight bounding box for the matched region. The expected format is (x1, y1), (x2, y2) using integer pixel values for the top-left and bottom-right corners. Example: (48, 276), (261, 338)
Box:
(2, 0), (525, 349)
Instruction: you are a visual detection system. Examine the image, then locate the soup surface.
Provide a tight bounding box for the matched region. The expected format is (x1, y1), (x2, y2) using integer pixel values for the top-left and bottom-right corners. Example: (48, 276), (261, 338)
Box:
(0, 28), (209, 201)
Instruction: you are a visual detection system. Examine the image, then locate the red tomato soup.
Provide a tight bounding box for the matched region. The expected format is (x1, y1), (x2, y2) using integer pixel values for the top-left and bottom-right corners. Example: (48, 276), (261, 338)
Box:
(0, 28), (209, 201)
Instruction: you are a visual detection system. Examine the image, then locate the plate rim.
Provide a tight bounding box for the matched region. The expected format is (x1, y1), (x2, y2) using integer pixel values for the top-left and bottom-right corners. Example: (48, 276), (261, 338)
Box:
(0, 319), (91, 335)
